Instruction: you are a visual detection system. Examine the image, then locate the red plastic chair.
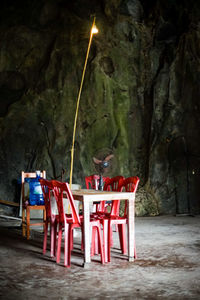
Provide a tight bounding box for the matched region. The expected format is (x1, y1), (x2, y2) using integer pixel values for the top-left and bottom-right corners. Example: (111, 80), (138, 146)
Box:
(103, 176), (124, 214)
(93, 176), (140, 262)
(116, 176), (140, 261)
(52, 180), (105, 267)
(103, 176), (127, 261)
(121, 176), (140, 217)
(91, 176), (124, 261)
(39, 179), (57, 258)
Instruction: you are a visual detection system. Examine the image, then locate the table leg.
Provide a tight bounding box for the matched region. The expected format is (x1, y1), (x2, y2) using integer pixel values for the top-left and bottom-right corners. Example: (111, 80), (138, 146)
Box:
(83, 199), (91, 266)
(127, 194), (135, 261)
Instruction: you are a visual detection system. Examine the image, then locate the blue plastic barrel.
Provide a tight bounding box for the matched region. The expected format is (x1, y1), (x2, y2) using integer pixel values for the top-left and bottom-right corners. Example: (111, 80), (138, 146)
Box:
(29, 175), (44, 205)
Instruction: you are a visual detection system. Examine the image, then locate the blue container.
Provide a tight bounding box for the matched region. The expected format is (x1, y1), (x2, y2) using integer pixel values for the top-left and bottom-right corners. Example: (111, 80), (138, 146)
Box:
(29, 175), (44, 205)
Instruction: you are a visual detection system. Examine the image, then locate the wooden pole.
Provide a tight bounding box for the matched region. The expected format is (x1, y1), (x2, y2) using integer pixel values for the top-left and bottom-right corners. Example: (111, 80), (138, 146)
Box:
(69, 17), (97, 187)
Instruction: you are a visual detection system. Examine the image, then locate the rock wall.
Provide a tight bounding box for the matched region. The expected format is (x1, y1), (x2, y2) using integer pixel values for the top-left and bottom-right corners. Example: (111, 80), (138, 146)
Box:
(0, 0), (200, 215)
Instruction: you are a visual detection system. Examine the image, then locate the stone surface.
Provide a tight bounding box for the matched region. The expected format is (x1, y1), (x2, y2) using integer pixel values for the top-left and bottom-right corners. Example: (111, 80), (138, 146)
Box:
(0, 1), (200, 215)
(0, 215), (200, 299)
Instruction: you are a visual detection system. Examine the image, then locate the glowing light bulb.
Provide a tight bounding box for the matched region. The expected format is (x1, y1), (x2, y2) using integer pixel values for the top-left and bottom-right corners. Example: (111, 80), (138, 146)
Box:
(91, 24), (98, 34)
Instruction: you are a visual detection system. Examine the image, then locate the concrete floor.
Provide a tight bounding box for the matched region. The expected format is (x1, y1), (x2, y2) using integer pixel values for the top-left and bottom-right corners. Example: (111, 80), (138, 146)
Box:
(0, 215), (200, 300)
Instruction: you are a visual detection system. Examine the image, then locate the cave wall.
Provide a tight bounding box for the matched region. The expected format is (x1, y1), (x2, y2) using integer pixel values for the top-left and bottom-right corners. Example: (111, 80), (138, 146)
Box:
(0, 0), (200, 216)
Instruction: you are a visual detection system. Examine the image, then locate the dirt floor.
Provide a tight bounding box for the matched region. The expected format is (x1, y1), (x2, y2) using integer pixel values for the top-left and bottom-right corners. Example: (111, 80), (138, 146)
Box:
(0, 215), (200, 300)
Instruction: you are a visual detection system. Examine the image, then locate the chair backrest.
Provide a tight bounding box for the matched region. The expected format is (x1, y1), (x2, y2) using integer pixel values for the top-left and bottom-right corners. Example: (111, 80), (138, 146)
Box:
(85, 175), (100, 190)
(85, 174), (110, 190)
(39, 179), (54, 218)
(52, 180), (81, 225)
(120, 176), (140, 192)
(103, 176), (124, 192)
(120, 176), (140, 216)
(21, 171), (46, 205)
(103, 176), (124, 216)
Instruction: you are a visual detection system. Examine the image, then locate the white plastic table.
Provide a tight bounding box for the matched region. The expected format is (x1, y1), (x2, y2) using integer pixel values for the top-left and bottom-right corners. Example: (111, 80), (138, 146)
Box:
(72, 189), (136, 267)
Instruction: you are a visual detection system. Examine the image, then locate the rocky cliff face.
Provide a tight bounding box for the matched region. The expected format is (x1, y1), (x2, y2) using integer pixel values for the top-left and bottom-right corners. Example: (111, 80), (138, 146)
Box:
(0, 0), (200, 215)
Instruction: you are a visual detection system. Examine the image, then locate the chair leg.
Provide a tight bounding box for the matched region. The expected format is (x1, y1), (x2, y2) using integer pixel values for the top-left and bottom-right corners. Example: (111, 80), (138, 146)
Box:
(91, 227), (100, 256)
(67, 225), (73, 267)
(102, 219), (109, 263)
(64, 223), (70, 267)
(108, 222), (112, 262)
(43, 221), (48, 255)
(54, 222), (57, 257)
(22, 207), (26, 237)
(26, 207), (30, 240)
(43, 208), (46, 233)
(96, 225), (105, 264)
(50, 223), (55, 257)
(56, 224), (63, 264)
(118, 224), (127, 255)
(91, 226), (96, 256)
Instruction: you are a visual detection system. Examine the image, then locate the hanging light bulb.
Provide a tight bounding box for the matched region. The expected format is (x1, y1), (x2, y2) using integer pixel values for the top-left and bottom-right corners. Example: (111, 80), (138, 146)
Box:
(91, 24), (98, 34)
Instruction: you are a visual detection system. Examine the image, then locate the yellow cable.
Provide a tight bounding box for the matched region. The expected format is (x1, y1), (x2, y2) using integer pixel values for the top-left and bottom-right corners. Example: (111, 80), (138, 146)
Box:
(69, 17), (96, 188)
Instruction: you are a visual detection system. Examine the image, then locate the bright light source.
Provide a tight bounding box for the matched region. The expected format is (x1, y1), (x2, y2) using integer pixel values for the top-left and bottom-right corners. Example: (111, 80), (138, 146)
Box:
(91, 24), (98, 34)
